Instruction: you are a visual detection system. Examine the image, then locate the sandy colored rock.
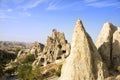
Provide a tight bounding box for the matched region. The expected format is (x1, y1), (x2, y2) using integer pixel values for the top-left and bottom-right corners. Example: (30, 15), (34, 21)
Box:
(59, 19), (105, 80)
(116, 75), (120, 80)
(96, 22), (117, 68)
(112, 28), (120, 69)
(32, 29), (70, 66)
(14, 41), (44, 63)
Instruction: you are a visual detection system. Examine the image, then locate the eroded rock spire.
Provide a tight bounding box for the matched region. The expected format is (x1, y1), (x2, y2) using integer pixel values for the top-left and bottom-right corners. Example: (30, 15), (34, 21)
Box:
(59, 19), (105, 80)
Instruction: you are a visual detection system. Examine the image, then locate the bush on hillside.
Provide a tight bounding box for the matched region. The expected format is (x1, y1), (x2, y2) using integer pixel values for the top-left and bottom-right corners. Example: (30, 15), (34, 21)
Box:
(17, 64), (43, 80)
(17, 64), (33, 80)
(55, 64), (62, 77)
(22, 54), (35, 64)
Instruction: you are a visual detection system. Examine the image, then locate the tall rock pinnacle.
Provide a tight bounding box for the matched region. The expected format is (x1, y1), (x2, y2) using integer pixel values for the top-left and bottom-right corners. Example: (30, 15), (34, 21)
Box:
(59, 19), (106, 80)
(96, 22), (117, 69)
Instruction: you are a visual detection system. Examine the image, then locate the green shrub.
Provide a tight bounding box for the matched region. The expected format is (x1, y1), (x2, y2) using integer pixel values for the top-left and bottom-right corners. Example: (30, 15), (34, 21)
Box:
(32, 66), (43, 80)
(17, 64), (33, 80)
(17, 64), (43, 80)
(22, 54), (35, 64)
(56, 64), (62, 77)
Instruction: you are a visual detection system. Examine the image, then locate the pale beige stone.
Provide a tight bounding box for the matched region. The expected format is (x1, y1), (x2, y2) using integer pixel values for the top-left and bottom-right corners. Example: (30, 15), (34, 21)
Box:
(96, 22), (117, 68)
(112, 28), (120, 69)
(59, 19), (105, 80)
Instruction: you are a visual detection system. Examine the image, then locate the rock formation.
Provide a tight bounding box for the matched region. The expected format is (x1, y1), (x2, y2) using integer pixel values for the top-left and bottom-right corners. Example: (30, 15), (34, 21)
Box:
(59, 19), (106, 80)
(96, 23), (117, 69)
(96, 22), (120, 72)
(32, 29), (70, 66)
(30, 41), (44, 58)
(112, 28), (120, 69)
(14, 41), (44, 63)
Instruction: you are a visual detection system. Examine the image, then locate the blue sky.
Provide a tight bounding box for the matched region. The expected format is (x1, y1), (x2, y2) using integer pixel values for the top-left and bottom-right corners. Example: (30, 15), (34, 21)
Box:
(0, 0), (120, 43)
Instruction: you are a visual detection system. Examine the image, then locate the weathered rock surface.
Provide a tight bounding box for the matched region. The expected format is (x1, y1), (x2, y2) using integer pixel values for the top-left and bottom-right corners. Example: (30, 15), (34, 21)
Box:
(32, 29), (70, 66)
(30, 41), (44, 58)
(59, 19), (106, 80)
(14, 41), (44, 63)
(96, 22), (120, 72)
(105, 75), (120, 80)
(96, 22), (117, 69)
(112, 28), (120, 69)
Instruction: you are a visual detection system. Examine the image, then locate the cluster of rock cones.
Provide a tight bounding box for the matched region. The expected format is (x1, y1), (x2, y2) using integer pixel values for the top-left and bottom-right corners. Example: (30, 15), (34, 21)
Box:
(14, 19), (120, 80)
(59, 19), (120, 80)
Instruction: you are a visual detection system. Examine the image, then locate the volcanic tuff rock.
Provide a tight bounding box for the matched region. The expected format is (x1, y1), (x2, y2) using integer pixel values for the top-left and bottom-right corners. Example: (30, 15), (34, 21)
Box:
(14, 41), (44, 62)
(112, 28), (120, 69)
(96, 23), (117, 69)
(59, 19), (106, 80)
(96, 22), (120, 72)
(32, 29), (70, 66)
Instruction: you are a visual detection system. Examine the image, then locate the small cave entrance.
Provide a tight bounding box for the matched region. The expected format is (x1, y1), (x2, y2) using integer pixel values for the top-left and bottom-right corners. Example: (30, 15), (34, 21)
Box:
(57, 44), (62, 49)
(62, 50), (66, 53)
(40, 58), (45, 62)
(57, 56), (62, 60)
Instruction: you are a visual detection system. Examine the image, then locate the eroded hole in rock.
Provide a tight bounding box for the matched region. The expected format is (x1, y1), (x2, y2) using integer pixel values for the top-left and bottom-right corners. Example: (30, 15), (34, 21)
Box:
(40, 64), (44, 66)
(62, 50), (66, 53)
(44, 52), (47, 55)
(57, 44), (62, 49)
(47, 61), (50, 64)
(57, 56), (62, 59)
(40, 58), (44, 62)
(65, 40), (68, 43)
(50, 51), (52, 53)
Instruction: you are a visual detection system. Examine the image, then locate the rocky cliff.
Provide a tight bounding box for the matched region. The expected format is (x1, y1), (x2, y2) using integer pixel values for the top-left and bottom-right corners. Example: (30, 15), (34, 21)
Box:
(32, 29), (70, 66)
(96, 22), (120, 74)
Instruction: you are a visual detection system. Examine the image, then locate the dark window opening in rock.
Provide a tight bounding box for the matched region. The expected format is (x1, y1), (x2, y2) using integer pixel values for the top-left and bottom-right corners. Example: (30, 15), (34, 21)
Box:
(47, 61), (50, 64)
(62, 50), (66, 53)
(44, 52), (47, 55)
(57, 56), (62, 60)
(50, 51), (52, 53)
(58, 44), (62, 49)
(65, 40), (68, 43)
(40, 64), (44, 66)
(40, 58), (44, 62)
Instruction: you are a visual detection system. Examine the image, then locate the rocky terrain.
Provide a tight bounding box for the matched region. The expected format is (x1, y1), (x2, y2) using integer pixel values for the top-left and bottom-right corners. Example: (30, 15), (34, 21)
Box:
(59, 20), (120, 80)
(33, 29), (70, 67)
(0, 19), (120, 80)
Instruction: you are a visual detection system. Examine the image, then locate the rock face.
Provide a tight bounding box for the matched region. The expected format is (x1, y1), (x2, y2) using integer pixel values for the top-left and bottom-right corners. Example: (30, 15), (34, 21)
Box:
(96, 23), (117, 69)
(30, 41), (44, 58)
(32, 29), (70, 66)
(14, 41), (44, 63)
(112, 28), (120, 69)
(59, 19), (105, 80)
(96, 23), (120, 71)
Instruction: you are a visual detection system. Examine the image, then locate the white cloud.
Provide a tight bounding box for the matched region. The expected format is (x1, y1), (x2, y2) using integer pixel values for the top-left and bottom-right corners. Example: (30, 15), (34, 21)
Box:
(47, 5), (58, 10)
(85, 0), (120, 8)
(22, 0), (46, 10)
(46, 0), (84, 10)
